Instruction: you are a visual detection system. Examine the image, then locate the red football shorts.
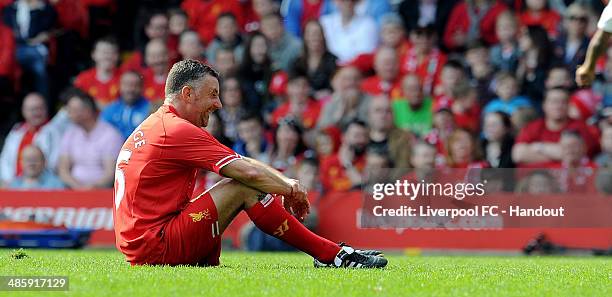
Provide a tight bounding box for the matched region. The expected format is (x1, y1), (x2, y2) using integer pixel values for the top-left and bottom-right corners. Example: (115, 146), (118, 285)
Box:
(158, 192), (222, 266)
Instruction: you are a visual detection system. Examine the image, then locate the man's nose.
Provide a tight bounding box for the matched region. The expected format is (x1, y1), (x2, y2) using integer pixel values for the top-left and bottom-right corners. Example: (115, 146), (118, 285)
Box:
(214, 98), (223, 109)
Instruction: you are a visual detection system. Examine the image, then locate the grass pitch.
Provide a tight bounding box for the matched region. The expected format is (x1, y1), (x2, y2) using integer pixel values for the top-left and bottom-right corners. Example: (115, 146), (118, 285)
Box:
(0, 249), (610, 297)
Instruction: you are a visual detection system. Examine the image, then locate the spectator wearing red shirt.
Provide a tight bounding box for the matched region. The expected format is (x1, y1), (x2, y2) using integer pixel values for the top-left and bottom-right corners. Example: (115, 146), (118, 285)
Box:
(549, 130), (598, 193)
(450, 81), (481, 134)
(400, 25), (447, 96)
(361, 47), (401, 97)
(544, 66), (603, 122)
(141, 39), (170, 102)
(443, 0), (508, 51)
(512, 87), (599, 167)
(350, 13), (411, 74)
(181, 0), (244, 45)
(0, 23), (15, 100)
(271, 70), (321, 129)
(122, 12), (177, 73)
(50, 0), (88, 38)
(433, 60), (466, 106)
(319, 119), (368, 192)
(424, 106), (457, 166)
(74, 37), (121, 108)
(518, 0), (561, 38)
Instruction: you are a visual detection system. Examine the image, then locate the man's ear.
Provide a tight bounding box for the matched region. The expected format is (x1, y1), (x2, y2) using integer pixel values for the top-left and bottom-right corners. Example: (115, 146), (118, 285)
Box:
(180, 85), (192, 102)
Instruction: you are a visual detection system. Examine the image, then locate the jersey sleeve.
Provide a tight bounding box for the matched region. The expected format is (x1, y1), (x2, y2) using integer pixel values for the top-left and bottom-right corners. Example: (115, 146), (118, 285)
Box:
(515, 122), (537, 144)
(162, 122), (242, 174)
(598, 3), (612, 33)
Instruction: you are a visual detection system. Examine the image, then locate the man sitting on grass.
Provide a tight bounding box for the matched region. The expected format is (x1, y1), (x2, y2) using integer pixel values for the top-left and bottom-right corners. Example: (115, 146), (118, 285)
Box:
(113, 59), (387, 268)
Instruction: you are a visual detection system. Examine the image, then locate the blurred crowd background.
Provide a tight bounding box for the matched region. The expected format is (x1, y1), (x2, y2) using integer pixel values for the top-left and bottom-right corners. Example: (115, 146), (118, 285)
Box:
(0, 0), (611, 196)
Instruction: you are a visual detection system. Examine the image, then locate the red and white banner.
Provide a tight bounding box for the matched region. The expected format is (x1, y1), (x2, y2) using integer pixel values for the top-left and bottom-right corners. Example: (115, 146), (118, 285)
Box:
(1, 190), (611, 249)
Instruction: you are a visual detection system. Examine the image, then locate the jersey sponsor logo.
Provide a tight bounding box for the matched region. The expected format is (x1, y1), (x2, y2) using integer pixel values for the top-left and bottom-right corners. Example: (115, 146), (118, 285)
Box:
(273, 219), (289, 237)
(188, 210), (211, 222)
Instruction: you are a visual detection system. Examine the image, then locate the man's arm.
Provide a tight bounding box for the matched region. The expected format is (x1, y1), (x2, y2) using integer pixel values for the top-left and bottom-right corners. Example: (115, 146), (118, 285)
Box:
(576, 29), (612, 86)
(220, 157), (309, 219)
(57, 155), (83, 189)
(512, 143), (562, 164)
(220, 157), (294, 196)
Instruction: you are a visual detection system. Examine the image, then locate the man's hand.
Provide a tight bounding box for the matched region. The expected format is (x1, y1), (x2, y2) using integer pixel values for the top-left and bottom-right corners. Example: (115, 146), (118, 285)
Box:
(282, 179), (310, 221)
(576, 65), (596, 87)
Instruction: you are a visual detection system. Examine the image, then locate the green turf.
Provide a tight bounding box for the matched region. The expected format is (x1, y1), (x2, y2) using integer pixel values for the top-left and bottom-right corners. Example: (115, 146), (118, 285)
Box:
(0, 249), (610, 297)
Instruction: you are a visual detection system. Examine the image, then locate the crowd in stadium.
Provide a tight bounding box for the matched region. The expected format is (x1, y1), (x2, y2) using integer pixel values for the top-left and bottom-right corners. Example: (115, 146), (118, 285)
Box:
(0, 0), (611, 195)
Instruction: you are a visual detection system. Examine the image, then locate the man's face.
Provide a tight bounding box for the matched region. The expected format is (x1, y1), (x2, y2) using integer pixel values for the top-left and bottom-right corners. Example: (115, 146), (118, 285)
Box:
(21, 146), (45, 178)
(253, 0), (275, 17)
(238, 119), (263, 143)
(374, 50), (399, 82)
(402, 75), (423, 105)
(261, 17), (283, 42)
(66, 97), (94, 127)
(120, 73), (142, 104)
(215, 51), (236, 75)
(409, 30), (433, 51)
(179, 33), (203, 60)
(496, 78), (517, 100)
(368, 98), (393, 131)
(411, 144), (436, 169)
(565, 8), (589, 36)
(22, 94), (48, 127)
(169, 14), (187, 35)
(216, 16), (238, 42)
(145, 41), (169, 74)
(543, 90), (569, 121)
(332, 67), (361, 93)
(560, 134), (585, 164)
(440, 67), (462, 90)
(92, 42), (118, 70)
(287, 77), (310, 103)
(495, 17), (517, 43)
(343, 124), (369, 153)
(381, 24), (404, 48)
(546, 69), (571, 89)
(146, 14), (169, 40)
(189, 76), (222, 127)
(336, 0), (356, 17)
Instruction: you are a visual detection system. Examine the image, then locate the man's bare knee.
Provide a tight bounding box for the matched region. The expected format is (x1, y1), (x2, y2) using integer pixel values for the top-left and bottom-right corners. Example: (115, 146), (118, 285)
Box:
(210, 178), (263, 207)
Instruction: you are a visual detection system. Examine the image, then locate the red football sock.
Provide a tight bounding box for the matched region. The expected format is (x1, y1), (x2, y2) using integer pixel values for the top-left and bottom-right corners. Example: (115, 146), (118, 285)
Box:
(245, 194), (340, 263)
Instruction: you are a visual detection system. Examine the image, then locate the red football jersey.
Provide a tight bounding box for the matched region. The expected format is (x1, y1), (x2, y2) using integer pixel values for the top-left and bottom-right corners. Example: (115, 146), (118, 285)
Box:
(74, 68), (120, 105)
(113, 104), (242, 263)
